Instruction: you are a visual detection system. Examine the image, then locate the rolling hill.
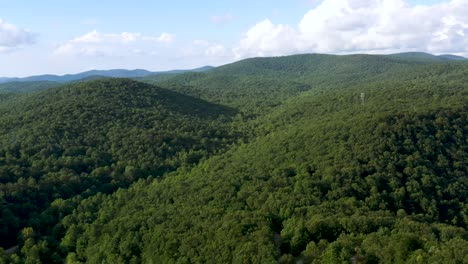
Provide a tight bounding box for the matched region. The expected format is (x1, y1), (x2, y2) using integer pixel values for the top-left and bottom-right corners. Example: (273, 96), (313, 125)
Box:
(58, 55), (468, 263)
(0, 53), (467, 263)
(0, 78), (238, 250)
(142, 53), (467, 115)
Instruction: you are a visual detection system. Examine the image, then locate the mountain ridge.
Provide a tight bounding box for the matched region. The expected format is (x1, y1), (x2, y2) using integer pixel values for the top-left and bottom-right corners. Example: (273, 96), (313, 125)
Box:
(55, 56), (468, 263)
(388, 51), (468, 61)
(2, 52), (466, 84)
(0, 52), (466, 263)
(0, 66), (214, 83)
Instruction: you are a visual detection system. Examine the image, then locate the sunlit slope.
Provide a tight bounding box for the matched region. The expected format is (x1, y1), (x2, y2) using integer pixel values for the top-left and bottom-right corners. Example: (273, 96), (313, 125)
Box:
(144, 53), (468, 115)
(61, 59), (468, 263)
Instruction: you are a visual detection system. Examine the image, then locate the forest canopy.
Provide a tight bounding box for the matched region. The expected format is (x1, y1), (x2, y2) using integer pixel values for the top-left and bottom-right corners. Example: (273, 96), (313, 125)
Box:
(0, 54), (467, 263)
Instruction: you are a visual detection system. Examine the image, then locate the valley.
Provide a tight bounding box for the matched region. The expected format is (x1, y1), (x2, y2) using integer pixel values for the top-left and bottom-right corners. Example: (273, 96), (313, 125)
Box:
(0, 53), (467, 263)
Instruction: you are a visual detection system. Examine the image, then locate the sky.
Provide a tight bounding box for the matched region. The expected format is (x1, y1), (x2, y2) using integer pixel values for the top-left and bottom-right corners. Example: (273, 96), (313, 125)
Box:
(0, 0), (467, 77)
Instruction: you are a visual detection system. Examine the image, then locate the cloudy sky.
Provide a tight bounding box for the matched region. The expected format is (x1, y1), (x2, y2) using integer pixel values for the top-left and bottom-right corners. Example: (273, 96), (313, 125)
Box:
(1, 0), (467, 77)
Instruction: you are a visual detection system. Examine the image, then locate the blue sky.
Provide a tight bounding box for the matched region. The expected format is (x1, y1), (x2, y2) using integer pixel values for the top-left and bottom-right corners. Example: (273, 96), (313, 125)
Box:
(0, 0), (466, 76)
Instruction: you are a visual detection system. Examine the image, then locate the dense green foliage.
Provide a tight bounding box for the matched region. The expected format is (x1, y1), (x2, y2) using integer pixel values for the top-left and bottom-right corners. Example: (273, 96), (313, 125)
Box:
(0, 79), (238, 250)
(142, 54), (466, 116)
(0, 81), (61, 94)
(0, 54), (467, 263)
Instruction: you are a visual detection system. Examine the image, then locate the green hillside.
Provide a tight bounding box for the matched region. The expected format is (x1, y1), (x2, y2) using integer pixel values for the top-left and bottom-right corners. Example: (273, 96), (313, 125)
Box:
(0, 54), (467, 263)
(55, 59), (468, 263)
(0, 81), (61, 94)
(0, 79), (238, 250)
(142, 54), (463, 116)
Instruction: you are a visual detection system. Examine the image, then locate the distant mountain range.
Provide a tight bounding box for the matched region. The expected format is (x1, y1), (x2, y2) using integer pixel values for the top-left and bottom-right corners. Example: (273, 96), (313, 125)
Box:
(388, 52), (468, 61)
(0, 52), (466, 84)
(0, 66), (213, 83)
(0, 51), (467, 262)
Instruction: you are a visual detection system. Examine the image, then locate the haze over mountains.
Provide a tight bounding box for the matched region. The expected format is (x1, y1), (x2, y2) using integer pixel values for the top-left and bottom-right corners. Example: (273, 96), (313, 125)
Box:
(0, 52), (467, 263)
(389, 52), (468, 61)
(0, 66), (213, 84)
(0, 52), (465, 85)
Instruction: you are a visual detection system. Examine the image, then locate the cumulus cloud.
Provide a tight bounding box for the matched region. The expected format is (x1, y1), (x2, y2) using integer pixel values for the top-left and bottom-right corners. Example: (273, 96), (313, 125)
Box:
(0, 19), (35, 52)
(234, 0), (468, 58)
(155, 32), (175, 44)
(205, 44), (226, 56)
(192, 39), (228, 57)
(54, 30), (174, 56)
(211, 14), (234, 24)
(234, 19), (302, 58)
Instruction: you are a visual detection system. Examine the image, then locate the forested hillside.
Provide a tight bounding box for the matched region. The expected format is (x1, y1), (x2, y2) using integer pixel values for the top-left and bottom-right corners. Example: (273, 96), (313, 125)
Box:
(0, 54), (467, 263)
(0, 79), (239, 252)
(141, 54), (466, 115)
(0, 81), (61, 94)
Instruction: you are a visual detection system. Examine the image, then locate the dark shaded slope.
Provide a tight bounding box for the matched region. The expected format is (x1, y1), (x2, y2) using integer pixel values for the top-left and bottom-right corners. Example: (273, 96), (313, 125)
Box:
(0, 78), (238, 248)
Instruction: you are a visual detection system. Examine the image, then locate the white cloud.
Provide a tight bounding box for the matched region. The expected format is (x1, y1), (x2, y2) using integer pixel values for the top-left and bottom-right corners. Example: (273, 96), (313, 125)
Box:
(121, 32), (140, 43)
(211, 14), (234, 24)
(205, 44), (226, 56)
(49, 31), (231, 75)
(72, 30), (103, 44)
(234, 19), (302, 58)
(69, 30), (140, 44)
(0, 19), (35, 52)
(142, 32), (175, 44)
(234, 0), (468, 58)
(192, 39), (228, 57)
(54, 30), (174, 57)
(155, 32), (175, 44)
